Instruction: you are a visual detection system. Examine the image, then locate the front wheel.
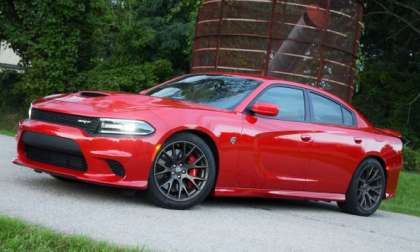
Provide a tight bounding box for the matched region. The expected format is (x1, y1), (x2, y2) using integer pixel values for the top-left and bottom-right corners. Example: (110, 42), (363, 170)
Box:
(338, 158), (386, 216)
(147, 133), (216, 210)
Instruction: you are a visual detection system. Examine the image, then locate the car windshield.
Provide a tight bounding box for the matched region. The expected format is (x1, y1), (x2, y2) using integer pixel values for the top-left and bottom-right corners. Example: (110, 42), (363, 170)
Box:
(146, 75), (262, 110)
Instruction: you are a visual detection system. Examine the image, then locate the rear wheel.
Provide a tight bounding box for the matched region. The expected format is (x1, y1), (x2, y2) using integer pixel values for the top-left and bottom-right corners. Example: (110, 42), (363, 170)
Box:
(338, 158), (386, 216)
(147, 133), (216, 209)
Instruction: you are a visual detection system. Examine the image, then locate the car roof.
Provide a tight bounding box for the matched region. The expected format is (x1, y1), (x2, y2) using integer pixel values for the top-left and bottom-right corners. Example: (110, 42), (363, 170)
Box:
(149, 71), (369, 128)
(195, 71), (355, 110)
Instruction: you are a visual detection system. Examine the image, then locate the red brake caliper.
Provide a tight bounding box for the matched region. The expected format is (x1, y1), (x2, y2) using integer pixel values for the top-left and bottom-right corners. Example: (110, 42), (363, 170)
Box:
(187, 155), (198, 189)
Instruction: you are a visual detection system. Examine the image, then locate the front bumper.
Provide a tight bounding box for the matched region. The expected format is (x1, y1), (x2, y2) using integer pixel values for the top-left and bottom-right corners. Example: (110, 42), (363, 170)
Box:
(14, 119), (158, 189)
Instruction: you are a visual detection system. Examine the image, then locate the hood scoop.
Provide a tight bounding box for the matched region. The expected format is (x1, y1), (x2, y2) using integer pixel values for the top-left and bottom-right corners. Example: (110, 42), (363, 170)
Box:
(78, 91), (109, 98)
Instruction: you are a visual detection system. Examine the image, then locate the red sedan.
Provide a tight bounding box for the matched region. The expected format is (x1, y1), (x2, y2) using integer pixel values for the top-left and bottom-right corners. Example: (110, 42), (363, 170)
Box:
(14, 73), (403, 216)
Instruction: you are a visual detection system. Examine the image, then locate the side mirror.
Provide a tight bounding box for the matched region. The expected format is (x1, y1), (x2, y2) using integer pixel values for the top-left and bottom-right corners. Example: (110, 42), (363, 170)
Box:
(250, 102), (279, 117)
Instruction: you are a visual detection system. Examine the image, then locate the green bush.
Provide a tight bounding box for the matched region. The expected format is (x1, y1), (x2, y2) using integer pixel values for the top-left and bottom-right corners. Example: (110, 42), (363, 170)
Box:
(0, 70), (26, 110)
(403, 147), (420, 172)
(0, 1), (101, 102)
(79, 60), (173, 92)
(0, 60), (173, 113)
(0, 71), (25, 134)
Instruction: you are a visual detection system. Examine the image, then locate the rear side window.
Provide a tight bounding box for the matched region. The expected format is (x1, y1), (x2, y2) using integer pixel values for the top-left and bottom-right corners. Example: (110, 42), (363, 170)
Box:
(254, 86), (305, 121)
(309, 92), (355, 126)
(342, 107), (354, 126)
(310, 92), (343, 125)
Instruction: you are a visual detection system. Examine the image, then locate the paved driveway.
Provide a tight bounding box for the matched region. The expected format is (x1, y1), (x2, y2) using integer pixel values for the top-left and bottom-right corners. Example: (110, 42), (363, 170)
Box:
(1, 135), (419, 252)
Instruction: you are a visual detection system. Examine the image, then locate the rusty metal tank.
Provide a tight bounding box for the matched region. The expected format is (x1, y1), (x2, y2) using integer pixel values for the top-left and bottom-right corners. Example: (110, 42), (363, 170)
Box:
(191, 0), (364, 101)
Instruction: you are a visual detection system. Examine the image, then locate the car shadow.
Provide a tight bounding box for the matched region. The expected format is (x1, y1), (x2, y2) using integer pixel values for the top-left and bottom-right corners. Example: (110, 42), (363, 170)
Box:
(18, 174), (340, 213)
(203, 196), (339, 213)
(17, 174), (145, 205)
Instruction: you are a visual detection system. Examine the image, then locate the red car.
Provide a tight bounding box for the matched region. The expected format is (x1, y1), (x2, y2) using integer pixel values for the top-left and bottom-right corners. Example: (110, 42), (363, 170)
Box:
(14, 73), (403, 216)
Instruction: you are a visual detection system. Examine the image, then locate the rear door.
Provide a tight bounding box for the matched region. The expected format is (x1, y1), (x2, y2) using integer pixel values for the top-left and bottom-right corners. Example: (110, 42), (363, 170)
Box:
(304, 91), (365, 193)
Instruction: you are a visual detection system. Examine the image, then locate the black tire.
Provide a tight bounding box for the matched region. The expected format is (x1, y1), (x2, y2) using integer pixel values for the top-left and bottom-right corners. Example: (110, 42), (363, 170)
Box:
(337, 158), (386, 216)
(147, 133), (216, 210)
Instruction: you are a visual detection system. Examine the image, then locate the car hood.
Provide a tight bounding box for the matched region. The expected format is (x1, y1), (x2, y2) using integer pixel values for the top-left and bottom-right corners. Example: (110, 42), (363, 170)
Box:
(32, 91), (225, 118)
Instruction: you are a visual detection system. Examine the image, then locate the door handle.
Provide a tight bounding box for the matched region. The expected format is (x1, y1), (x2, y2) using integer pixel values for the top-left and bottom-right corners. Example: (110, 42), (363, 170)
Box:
(354, 137), (363, 144)
(301, 135), (312, 142)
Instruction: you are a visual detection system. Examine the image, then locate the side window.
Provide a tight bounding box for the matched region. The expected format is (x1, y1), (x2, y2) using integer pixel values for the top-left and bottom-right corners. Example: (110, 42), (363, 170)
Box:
(310, 92), (343, 125)
(342, 107), (354, 126)
(254, 86), (305, 121)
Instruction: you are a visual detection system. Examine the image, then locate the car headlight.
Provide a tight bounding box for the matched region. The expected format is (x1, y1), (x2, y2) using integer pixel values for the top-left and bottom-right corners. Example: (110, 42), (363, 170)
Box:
(98, 118), (155, 136)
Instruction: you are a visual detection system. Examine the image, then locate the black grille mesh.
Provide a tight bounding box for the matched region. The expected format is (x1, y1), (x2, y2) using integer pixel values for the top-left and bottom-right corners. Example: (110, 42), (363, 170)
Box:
(22, 132), (87, 172)
(31, 108), (100, 134)
(25, 145), (87, 172)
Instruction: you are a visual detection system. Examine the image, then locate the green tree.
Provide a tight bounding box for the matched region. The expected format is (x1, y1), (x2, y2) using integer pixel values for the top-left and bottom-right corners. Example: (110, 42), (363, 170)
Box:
(76, 0), (201, 92)
(354, 0), (420, 147)
(0, 0), (100, 100)
(91, 0), (199, 71)
(0, 0), (200, 101)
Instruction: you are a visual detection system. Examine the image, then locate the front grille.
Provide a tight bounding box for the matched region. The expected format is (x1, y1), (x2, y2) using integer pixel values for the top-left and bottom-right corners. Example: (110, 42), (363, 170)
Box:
(22, 132), (87, 172)
(31, 108), (100, 134)
(25, 145), (87, 172)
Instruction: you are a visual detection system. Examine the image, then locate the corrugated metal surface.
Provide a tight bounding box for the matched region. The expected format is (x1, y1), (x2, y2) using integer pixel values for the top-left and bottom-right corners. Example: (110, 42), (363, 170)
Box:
(192, 0), (363, 101)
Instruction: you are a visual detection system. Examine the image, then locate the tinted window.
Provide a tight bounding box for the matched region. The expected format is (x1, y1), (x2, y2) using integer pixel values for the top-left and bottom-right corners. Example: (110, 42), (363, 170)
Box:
(310, 93), (343, 125)
(255, 86), (305, 121)
(342, 107), (354, 126)
(147, 75), (261, 110)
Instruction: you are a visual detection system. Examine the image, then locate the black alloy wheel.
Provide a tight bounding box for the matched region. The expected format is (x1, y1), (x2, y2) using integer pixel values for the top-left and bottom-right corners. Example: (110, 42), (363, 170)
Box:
(148, 133), (216, 209)
(356, 165), (384, 211)
(338, 158), (386, 216)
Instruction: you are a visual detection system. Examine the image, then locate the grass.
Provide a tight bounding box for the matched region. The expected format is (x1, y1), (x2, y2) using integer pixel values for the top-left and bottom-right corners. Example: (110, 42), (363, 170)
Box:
(0, 215), (146, 252)
(381, 172), (420, 217)
(0, 129), (16, 136)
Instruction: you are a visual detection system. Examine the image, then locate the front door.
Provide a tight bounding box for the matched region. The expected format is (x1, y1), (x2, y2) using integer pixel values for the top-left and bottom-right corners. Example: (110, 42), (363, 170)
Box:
(240, 85), (312, 191)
